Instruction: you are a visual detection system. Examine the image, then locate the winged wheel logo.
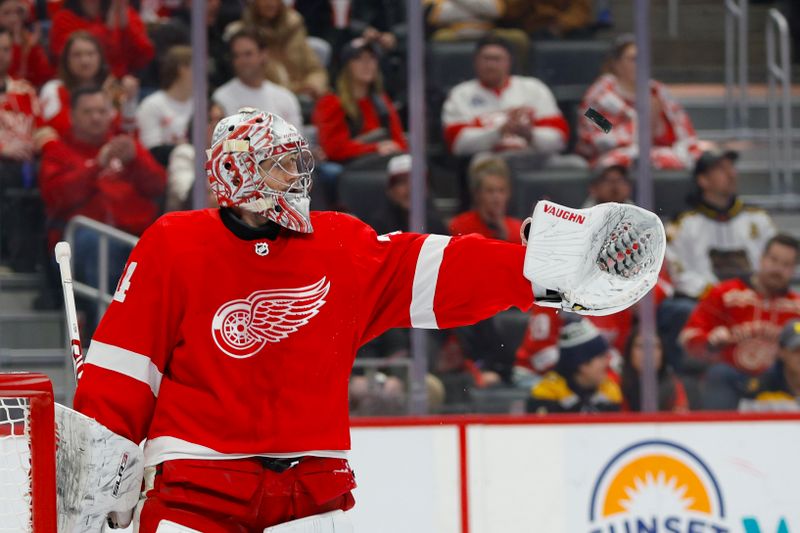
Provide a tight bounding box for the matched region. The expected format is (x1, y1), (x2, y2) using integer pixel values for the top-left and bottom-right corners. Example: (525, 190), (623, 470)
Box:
(211, 278), (330, 358)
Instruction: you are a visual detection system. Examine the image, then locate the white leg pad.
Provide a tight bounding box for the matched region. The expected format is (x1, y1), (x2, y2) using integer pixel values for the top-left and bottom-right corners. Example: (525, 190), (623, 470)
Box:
(263, 510), (354, 533)
(154, 520), (204, 533)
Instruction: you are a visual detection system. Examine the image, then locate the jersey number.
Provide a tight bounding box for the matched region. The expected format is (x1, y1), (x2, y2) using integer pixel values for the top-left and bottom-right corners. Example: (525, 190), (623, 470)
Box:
(113, 262), (137, 303)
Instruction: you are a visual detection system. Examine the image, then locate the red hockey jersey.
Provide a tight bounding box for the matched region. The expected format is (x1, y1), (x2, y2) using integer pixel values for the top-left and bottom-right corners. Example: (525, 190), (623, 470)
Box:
(680, 277), (800, 375)
(74, 209), (533, 466)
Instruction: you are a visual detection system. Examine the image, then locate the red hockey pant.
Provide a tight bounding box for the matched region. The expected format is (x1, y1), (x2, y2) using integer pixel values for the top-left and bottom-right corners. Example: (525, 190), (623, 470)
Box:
(138, 457), (356, 532)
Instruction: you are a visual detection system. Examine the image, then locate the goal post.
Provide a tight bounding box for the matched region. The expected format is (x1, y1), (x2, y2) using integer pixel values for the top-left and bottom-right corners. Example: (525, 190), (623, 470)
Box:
(0, 372), (57, 533)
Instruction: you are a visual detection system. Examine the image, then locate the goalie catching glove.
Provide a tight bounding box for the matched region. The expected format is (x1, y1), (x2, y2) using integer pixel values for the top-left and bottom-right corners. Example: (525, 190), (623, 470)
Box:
(522, 200), (666, 316)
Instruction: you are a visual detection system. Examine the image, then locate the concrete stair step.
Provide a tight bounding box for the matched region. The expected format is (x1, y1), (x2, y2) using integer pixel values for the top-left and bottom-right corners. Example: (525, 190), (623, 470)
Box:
(0, 271), (42, 291)
(0, 271), (46, 313)
(0, 312), (65, 349)
(606, 0), (792, 84)
(0, 289), (40, 313)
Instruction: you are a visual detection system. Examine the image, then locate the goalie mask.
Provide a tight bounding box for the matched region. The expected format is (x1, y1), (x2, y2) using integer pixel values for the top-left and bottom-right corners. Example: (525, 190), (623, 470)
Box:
(206, 108), (315, 233)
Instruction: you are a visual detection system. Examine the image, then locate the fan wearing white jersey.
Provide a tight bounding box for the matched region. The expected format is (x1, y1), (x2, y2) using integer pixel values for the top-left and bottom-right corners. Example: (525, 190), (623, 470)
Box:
(441, 34), (569, 157)
(73, 108), (664, 532)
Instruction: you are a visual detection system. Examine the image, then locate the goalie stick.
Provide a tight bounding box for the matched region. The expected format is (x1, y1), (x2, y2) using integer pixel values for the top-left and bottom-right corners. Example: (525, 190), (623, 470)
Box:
(55, 241), (85, 381)
(55, 241), (144, 532)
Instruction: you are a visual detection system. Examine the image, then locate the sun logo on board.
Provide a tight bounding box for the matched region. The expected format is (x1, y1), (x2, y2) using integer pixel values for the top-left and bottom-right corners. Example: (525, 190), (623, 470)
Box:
(588, 440), (729, 532)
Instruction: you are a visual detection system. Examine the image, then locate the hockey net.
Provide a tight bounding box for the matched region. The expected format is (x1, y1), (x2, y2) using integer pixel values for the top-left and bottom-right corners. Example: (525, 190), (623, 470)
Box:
(0, 373), (57, 533)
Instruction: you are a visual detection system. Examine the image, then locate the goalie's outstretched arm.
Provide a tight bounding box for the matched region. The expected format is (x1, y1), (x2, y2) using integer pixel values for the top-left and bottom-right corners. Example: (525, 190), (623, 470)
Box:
(355, 201), (664, 344)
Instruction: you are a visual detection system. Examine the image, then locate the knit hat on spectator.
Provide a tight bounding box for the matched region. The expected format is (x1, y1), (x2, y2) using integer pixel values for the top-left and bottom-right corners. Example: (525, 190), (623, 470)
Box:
(386, 154), (411, 187)
(340, 38), (382, 65)
(555, 317), (609, 377)
(779, 319), (800, 350)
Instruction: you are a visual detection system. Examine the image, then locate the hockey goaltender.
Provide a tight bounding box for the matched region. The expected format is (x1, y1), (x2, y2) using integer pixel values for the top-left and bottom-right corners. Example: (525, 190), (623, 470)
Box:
(72, 108), (665, 532)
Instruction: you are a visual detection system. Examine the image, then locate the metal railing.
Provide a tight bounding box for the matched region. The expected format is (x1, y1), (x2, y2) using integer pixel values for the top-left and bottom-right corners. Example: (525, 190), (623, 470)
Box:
(63, 216), (138, 318)
(725, 0), (749, 134)
(767, 8), (793, 196)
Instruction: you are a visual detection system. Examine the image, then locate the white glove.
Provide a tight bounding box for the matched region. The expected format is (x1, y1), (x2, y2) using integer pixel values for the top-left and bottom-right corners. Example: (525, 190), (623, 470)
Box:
(522, 200), (666, 316)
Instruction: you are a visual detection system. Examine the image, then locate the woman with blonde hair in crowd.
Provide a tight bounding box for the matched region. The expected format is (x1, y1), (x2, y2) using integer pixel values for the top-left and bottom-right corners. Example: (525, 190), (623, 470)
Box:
(576, 34), (705, 171)
(39, 31), (139, 137)
(225, 0), (328, 102)
(313, 38), (406, 164)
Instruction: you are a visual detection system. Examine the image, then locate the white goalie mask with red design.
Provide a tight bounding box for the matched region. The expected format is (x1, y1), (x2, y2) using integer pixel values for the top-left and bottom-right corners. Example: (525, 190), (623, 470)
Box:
(206, 108), (315, 233)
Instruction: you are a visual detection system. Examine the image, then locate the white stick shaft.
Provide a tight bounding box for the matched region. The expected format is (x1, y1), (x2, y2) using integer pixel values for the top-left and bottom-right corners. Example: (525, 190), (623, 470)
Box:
(55, 241), (84, 382)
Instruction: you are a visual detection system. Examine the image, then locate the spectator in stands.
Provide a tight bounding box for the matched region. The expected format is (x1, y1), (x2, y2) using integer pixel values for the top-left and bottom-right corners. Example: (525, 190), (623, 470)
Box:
(503, 0), (594, 39)
(0, 25), (57, 271)
(425, 0), (529, 64)
(660, 150), (776, 372)
(166, 102), (225, 212)
(313, 38), (407, 165)
(735, 319), (800, 412)
(667, 150), (775, 299)
(49, 0), (155, 79)
(38, 86), (165, 289)
(576, 34), (703, 170)
(40, 31), (139, 137)
(583, 163), (633, 207)
(680, 235), (800, 408)
(223, 0), (328, 103)
(527, 318), (622, 413)
(450, 155), (523, 243)
(294, 0), (400, 47)
(441, 35), (568, 160)
(141, 0), (236, 91)
(212, 27), (301, 127)
(0, 0), (53, 87)
(135, 45), (193, 165)
(363, 154), (447, 235)
(348, 0), (404, 53)
(620, 329), (688, 412)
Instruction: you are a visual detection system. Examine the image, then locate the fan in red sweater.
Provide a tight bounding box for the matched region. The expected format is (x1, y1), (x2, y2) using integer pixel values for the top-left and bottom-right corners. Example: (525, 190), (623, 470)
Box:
(449, 155), (523, 244)
(49, 0), (154, 79)
(0, 0), (54, 87)
(680, 234), (800, 376)
(0, 28), (56, 161)
(39, 86), (165, 249)
(313, 38), (406, 163)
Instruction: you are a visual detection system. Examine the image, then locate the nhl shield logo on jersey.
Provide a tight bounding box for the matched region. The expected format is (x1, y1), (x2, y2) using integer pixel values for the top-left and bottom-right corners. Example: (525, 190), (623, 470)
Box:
(211, 278), (330, 358)
(254, 242), (270, 256)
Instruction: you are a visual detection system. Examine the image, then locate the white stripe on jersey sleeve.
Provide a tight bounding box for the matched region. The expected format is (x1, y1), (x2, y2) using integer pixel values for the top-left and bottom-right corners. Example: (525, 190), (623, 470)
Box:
(86, 340), (163, 397)
(410, 235), (451, 329)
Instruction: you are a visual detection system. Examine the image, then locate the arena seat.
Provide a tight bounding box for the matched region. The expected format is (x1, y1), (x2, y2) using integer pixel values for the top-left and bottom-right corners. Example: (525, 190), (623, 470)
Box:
(427, 41), (477, 95)
(493, 309), (529, 354)
(510, 169), (592, 219)
(337, 169), (387, 221)
(652, 170), (695, 220)
(528, 40), (611, 101)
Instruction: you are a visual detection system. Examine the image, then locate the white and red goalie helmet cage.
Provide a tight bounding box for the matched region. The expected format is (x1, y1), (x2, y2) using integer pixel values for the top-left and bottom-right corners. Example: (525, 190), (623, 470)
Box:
(205, 109), (315, 233)
(0, 373), (57, 533)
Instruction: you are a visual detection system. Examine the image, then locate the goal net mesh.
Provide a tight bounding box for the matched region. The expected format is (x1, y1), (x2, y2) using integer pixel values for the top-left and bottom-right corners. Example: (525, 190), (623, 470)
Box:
(0, 397), (33, 532)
